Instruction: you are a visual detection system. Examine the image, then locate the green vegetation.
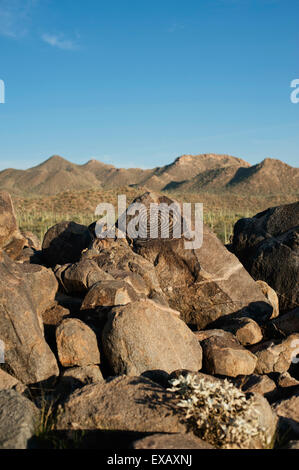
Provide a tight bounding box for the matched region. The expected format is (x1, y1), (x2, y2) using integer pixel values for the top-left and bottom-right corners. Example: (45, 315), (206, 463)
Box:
(16, 206), (251, 244)
(17, 210), (95, 243)
(14, 186), (296, 245)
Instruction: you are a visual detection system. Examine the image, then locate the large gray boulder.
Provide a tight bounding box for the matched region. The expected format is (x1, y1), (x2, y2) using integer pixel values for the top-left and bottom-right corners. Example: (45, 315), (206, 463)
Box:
(81, 237), (167, 306)
(0, 390), (39, 449)
(232, 201), (299, 312)
(42, 221), (93, 267)
(116, 192), (272, 329)
(0, 252), (59, 385)
(57, 376), (188, 434)
(102, 299), (203, 375)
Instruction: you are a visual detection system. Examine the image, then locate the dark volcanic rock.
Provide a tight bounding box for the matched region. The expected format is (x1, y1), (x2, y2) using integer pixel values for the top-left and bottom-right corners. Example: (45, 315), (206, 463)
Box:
(42, 221), (93, 267)
(0, 390), (39, 449)
(117, 192), (272, 329)
(232, 374), (277, 399)
(232, 202), (299, 312)
(54, 259), (113, 295)
(268, 308), (299, 337)
(58, 365), (104, 396)
(81, 236), (167, 305)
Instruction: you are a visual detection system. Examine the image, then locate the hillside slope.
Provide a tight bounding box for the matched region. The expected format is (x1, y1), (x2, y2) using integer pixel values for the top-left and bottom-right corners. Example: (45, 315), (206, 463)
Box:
(0, 153), (298, 196)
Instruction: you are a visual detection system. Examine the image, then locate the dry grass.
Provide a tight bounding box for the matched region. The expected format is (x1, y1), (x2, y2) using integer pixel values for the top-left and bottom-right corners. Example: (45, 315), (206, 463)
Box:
(13, 187), (298, 245)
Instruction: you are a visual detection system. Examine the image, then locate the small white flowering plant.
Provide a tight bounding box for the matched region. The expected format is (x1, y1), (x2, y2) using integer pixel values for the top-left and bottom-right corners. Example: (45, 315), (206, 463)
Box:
(167, 373), (267, 449)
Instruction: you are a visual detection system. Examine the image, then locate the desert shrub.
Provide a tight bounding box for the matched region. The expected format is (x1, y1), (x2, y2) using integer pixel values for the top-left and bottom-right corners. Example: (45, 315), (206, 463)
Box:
(167, 373), (268, 449)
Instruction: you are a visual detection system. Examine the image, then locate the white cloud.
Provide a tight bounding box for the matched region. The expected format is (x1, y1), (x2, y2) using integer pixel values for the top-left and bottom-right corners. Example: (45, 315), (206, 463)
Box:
(0, 0), (38, 38)
(167, 22), (185, 33)
(41, 33), (78, 51)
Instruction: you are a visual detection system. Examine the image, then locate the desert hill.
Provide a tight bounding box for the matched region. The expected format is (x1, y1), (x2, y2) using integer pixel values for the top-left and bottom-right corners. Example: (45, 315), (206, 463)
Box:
(164, 158), (299, 194)
(0, 153), (298, 196)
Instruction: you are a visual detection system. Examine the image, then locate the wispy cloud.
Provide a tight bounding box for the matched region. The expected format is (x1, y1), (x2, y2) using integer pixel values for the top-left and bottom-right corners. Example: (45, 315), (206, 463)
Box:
(0, 0), (38, 38)
(0, 1), (79, 50)
(41, 33), (78, 51)
(167, 22), (185, 33)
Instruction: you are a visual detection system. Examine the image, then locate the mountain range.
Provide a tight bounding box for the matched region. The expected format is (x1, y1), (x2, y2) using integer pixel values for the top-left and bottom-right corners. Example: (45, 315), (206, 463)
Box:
(0, 153), (298, 196)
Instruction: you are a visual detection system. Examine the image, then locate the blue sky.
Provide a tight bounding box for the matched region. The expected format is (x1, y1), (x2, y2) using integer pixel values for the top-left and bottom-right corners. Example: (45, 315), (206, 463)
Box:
(0, 0), (298, 170)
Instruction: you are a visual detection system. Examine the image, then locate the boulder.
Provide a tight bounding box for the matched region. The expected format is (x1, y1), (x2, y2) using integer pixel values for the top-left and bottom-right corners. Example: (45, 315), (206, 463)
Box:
(81, 280), (140, 310)
(232, 202), (299, 312)
(56, 318), (100, 367)
(58, 365), (104, 395)
(272, 393), (299, 438)
(269, 308), (299, 337)
(102, 299), (202, 375)
(81, 237), (167, 305)
(132, 433), (214, 449)
(207, 317), (263, 346)
(250, 334), (299, 374)
(233, 374), (277, 398)
(54, 259), (113, 295)
(54, 292), (83, 317)
(0, 369), (27, 394)
(42, 302), (71, 356)
(14, 246), (43, 264)
(199, 329), (257, 377)
(0, 252), (59, 385)
(18, 263), (58, 318)
(245, 393), (278, 449)
(3, 261), (59, 334)
(108, 270), (150, 296)
(277, 372), (299, 389)
(169, 369), (221, 385)
(42, 303), (71, 327)
(21, 231), (41, 251)
(0, 390), (39, 449)
(0, 191), (26, 260)
(117, 192), (272, 329)
(56, 376), (188, 434)
(42, 221), (93, 267)
(256, 280), (279, 319)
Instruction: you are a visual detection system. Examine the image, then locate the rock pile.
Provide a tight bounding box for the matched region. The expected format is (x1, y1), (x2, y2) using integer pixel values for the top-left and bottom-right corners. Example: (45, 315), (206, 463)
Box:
(0, 190), (298, 449)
